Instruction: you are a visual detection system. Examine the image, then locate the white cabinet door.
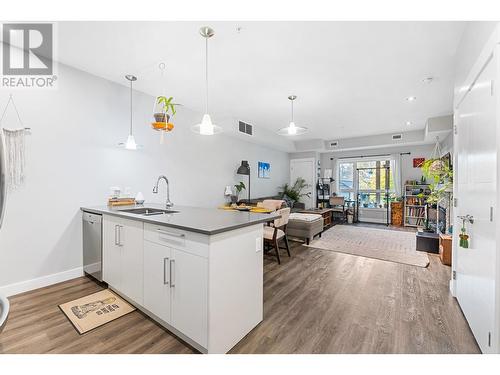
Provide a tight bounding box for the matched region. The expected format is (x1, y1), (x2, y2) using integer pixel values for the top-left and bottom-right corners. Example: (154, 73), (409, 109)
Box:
(143, 240), (172, 324)
(102, 215), (144, 305)
(119, 217), (144, 305)
(171, 248), (208, 347)
(102, 215), (122, 289)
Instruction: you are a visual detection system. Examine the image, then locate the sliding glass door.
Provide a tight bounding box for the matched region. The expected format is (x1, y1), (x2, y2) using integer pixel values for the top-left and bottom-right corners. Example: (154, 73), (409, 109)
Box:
(338, 158), (395, 223)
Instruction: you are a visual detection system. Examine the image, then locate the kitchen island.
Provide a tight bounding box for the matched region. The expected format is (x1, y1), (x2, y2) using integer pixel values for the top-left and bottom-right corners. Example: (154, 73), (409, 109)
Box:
(81, 204), (278, 354)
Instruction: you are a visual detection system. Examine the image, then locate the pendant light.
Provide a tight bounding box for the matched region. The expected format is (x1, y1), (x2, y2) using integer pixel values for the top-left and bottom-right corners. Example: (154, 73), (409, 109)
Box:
(118, 74), (141, 150)
(192, 26), (222, 135)
(277, 95), (308, 136)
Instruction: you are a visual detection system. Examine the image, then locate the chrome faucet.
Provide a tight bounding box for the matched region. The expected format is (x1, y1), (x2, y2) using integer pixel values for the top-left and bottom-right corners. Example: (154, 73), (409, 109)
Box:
(153, 175), (174, 208)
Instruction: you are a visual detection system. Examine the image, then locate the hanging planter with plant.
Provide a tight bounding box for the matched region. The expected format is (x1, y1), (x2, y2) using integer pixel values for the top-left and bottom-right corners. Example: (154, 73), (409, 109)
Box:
(152, 95), (179, 132)
(419, 137), (453, 204)
(151, 63), (180, 134)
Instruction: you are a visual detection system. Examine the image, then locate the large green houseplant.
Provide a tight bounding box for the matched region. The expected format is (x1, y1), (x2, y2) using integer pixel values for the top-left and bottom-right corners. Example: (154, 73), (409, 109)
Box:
(279, 178), (311, 204)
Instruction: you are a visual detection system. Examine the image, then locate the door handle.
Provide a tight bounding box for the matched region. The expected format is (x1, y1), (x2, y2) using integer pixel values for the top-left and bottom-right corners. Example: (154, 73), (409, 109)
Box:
(457, 215), (474, 224)
(163, 257), (169, 285)
(170, 259), (175, 287)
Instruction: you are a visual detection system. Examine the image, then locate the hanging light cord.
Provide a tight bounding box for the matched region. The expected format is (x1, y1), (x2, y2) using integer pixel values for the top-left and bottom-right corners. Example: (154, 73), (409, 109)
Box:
(205, 36), (209, 114)
(291, 99), (294, 123)
(129, 79), (133, 135)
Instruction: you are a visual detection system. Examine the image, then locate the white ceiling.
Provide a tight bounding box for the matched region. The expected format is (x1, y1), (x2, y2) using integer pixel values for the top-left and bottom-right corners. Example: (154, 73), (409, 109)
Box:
(56, 21), (465, 146)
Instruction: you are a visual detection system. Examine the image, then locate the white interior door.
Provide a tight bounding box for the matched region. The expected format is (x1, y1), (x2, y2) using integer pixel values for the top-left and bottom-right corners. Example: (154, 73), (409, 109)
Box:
(454, 49), (497, 353)
(290, 158), (315, 209)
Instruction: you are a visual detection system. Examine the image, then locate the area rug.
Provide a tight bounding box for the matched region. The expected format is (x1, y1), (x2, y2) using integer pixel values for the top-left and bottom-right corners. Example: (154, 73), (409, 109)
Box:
(59, 289), (135, 334)
(305, 225), (429, 267)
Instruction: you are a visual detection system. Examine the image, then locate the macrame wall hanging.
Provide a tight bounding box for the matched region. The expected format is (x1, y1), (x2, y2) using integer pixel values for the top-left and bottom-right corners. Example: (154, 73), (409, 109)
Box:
(0, 94), (31, 191)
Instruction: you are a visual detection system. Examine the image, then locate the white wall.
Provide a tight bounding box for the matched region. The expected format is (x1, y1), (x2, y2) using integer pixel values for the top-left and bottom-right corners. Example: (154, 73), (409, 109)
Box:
(440, 132), (454, 156)
(0, 63), (289, 292)
(453, 22), (499, 97)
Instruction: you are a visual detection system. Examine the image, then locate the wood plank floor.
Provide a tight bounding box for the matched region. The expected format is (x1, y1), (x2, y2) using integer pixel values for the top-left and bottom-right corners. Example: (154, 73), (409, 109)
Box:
(0, 231), (480, 354)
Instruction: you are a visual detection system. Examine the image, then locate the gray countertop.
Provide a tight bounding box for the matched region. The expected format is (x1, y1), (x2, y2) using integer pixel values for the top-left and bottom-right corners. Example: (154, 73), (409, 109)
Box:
(81, 203), (279, 235)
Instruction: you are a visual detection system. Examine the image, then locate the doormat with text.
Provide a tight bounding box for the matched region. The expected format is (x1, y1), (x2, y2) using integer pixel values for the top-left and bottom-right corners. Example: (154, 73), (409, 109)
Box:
(59, 289), (136, 334)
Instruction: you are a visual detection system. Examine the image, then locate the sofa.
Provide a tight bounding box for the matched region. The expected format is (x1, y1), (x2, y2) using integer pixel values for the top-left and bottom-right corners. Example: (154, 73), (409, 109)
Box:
(239, 195), (306, 210)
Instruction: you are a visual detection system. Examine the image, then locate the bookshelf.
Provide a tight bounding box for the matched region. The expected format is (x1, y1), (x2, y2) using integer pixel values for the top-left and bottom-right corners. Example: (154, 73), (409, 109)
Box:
(404, 184), (431, 227)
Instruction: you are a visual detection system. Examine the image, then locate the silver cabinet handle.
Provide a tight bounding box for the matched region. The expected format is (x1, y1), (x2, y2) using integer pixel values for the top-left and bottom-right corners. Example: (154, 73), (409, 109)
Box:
(170, 259), (175, 287)
(114, 225), (119, 245)
(118, 225), (124, 246)
(157, 229), (185, 238)
(163, 257), (169, 285)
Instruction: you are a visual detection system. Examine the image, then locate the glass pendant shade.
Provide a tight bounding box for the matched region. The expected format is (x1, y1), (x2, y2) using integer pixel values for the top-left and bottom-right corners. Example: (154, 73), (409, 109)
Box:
(277, 95), (308, 136)
(124, 135), (137, 150)
(192, 113), (222, 135)
(277, 121), (308, 136)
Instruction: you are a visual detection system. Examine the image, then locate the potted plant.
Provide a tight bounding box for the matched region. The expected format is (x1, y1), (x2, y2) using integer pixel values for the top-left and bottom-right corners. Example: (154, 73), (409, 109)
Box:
(232, 181), (246, 204)
(419, 157), (453, 204)
(278, 178), (311, 207)
(153, 96), (180, 131)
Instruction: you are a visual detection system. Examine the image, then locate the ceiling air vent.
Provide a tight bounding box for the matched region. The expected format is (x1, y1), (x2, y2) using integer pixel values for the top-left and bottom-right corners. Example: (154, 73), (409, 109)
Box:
(392, 133), (403, 141)
(238, 121), (253, 136)
(328, 140), (339, 148)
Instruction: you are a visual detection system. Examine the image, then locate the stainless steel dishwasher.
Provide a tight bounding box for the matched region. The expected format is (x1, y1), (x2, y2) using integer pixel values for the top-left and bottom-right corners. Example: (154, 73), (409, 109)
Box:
(83, 211), (103, 282)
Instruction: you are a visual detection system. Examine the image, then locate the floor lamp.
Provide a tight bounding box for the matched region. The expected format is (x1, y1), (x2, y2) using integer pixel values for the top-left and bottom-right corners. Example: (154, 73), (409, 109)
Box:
(237, 160), (251, 203)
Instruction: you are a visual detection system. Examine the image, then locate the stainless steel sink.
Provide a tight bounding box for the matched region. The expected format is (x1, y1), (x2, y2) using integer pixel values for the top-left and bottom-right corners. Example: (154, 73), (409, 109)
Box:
(119, 208), (179, 216)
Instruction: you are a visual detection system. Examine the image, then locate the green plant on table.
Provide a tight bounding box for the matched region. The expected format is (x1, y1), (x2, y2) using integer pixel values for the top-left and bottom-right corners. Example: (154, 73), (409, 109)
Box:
(234, 182), (246, 196)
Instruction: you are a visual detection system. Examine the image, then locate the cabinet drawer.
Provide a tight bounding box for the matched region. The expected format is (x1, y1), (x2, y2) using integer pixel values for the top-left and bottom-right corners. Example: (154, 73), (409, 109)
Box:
(144, 223), (209, 258)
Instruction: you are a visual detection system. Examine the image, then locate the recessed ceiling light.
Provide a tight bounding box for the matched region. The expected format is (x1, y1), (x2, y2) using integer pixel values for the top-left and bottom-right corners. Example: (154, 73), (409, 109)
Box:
(422, 77), (434, 84)
(406, 121), (413, 126)
(405, 96), (417, 102)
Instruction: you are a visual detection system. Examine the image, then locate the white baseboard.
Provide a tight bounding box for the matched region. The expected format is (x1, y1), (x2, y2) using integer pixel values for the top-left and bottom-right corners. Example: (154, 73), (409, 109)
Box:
(0, 267), (84, 297)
